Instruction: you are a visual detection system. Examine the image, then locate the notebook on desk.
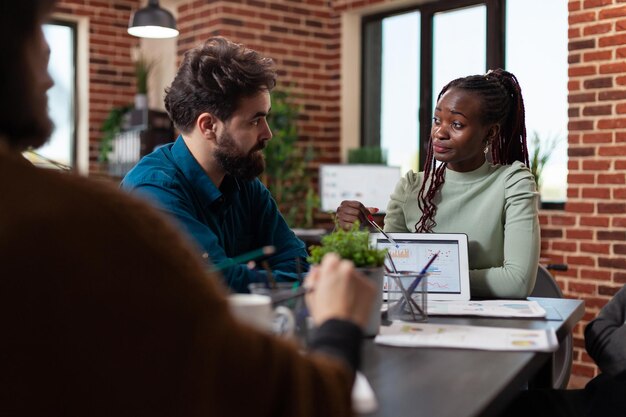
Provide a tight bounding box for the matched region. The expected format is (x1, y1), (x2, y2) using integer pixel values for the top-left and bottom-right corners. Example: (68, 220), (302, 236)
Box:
(370, 233), (471, 301)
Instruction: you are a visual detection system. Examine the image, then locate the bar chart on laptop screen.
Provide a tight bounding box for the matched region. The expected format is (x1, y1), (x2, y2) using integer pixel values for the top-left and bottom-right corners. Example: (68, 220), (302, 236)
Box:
(378, 239), (462, 295)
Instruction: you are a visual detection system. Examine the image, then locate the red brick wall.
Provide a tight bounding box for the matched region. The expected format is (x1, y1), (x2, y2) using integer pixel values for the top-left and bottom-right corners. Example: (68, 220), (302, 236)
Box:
(54, 0), (140, 175)
(540, 0), (626, 381)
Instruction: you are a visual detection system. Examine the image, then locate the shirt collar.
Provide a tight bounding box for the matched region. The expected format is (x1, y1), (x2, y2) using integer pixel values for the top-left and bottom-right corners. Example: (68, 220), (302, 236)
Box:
(171, 135), (240, 209)
(445, 160), (491, 183)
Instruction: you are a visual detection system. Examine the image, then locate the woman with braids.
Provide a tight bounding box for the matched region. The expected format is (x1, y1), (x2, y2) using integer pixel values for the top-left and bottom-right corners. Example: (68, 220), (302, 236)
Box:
(337, 69), (540, 299)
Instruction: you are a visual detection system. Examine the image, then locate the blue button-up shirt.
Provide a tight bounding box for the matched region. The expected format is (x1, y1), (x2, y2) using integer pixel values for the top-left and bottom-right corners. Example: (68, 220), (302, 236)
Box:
(121, 136), (308, 293)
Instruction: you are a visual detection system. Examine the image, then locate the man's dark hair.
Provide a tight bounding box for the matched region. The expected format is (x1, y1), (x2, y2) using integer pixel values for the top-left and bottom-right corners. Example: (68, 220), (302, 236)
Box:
(0, 0), (56, 149)
(164, 37), (277, 133)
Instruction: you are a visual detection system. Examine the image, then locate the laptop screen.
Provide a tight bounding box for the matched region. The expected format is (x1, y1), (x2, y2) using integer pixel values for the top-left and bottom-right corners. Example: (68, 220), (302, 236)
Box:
(370, 233), (471, 301)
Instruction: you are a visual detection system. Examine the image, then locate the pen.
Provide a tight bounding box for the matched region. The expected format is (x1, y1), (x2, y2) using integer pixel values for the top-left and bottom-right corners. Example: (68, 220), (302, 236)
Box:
(406, 252), (439, 296)
(209, 245), (276, 272)
(366, 213), (399, 248)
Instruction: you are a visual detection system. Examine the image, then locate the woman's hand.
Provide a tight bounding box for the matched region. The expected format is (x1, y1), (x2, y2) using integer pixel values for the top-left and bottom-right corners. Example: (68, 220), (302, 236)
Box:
(335, 200), (378, 230)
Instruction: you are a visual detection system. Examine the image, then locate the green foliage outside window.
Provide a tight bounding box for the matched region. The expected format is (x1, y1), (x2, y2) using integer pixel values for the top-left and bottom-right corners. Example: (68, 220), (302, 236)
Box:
(529, 132), (561, 193)
(347, 146), (387, 164)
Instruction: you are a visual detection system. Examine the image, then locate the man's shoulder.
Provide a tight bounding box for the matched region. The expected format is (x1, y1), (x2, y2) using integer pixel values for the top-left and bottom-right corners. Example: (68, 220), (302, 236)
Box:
(122, 144), (180, 189)
(2, 155), (161, 234)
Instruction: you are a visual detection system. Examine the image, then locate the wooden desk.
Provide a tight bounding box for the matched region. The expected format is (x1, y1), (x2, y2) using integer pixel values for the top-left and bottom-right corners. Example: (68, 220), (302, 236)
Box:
(360, 298), (584, 417)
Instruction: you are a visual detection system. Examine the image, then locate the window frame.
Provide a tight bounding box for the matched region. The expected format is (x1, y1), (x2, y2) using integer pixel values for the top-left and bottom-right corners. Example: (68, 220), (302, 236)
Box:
(361, 0), (504, 168)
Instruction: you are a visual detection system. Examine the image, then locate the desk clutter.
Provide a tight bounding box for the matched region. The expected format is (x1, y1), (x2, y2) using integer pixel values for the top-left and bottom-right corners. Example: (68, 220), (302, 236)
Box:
(375, 321), (558, 352)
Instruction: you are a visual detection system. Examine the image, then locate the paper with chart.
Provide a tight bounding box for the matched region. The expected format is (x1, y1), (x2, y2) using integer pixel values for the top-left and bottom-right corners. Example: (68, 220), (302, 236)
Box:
(375, 321), (558, 352)
(380, 240), (462, 298)
(427, 300), (547, 318)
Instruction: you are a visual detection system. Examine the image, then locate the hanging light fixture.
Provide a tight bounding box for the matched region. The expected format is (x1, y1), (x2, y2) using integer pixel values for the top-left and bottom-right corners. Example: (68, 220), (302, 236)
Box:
(128, 0), (179, 39)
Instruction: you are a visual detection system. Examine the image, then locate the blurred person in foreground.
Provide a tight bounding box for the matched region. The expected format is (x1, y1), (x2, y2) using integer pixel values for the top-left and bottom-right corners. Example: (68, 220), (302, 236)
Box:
(0, 2), (376, 416)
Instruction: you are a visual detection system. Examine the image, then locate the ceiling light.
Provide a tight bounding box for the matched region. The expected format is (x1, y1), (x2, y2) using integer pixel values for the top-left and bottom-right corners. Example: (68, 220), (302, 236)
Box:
(128, 0), (179, 39)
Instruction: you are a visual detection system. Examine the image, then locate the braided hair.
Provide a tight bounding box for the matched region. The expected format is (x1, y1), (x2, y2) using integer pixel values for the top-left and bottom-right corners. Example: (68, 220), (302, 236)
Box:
(415, 69), (529, 233)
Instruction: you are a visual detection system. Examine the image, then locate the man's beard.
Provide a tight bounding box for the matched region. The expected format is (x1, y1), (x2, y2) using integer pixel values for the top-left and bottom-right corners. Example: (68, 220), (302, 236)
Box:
(214, 130), (266, 180)
(3, 87), (53, 151)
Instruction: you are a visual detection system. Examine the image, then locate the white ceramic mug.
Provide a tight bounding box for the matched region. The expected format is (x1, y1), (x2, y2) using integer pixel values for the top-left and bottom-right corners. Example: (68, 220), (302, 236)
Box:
(228, 293), (295, 337)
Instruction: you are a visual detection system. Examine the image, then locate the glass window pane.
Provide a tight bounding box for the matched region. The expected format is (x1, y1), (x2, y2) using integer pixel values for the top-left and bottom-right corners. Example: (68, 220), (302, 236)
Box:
(41, 23), (75, 167)
(380, 11), (420, 174)
(506, 0), (568, 203)
(432, 5), (487, 108)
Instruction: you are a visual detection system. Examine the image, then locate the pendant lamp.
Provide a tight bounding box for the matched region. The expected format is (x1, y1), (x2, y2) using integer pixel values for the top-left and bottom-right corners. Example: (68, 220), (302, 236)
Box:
(128, 0), (179, 39)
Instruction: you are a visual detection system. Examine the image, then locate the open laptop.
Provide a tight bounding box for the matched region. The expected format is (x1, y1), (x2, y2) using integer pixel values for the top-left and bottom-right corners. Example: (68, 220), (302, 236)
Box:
(369, 233), (471, 301)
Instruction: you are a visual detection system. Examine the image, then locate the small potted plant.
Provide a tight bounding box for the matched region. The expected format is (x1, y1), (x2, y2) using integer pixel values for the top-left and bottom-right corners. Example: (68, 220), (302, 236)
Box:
(134, 54), (155, 110)
(308, 222), (387, 336)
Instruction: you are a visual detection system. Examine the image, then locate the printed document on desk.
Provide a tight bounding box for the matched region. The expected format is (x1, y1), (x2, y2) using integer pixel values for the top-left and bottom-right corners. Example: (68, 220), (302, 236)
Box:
(375, 321), (558, 352)
(427, 300), (547, 318)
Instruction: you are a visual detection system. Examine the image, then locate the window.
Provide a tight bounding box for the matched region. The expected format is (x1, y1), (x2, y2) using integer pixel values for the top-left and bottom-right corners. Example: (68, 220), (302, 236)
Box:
(432, 5), (486, 106)
(361, 0), (568, 204)
(506, 0), (568, 203)
(40, 21), (77, 168)
(363, 12), (420, 174)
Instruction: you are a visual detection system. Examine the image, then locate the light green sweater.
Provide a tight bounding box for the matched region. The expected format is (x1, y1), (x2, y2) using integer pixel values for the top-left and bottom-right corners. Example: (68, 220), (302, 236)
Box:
(384, 161), (540, 299)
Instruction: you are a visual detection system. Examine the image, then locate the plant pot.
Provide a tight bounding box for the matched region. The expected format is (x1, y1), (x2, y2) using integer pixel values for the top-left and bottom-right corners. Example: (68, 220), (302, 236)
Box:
(357, 266), (384, 337)
(134, 93), (148, 110)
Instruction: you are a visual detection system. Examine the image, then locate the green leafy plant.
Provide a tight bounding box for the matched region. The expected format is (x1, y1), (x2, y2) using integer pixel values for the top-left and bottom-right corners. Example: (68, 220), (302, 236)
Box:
(529, 132), (561, 191)
(135, 55), (155, 95)
(263, 89), (319, 228)
(99, 105), (132, 163)
(307, 221), (387, 267)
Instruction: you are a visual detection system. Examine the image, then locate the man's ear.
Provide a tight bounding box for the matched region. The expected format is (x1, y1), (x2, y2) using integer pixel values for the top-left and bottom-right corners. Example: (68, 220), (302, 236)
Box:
(197, 112), (219, 140)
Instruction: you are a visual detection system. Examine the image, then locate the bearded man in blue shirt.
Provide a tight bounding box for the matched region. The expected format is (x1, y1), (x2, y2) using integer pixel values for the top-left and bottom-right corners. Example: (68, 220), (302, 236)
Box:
(122, 37), (308, 293)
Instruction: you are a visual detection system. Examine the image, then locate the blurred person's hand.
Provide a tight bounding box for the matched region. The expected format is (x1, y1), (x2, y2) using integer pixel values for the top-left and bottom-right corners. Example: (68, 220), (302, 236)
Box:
(305, 253), (376, 329)
(335, 200), (378, 230)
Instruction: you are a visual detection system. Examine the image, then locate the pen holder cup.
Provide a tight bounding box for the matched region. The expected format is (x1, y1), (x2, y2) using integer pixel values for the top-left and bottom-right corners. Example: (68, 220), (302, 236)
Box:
(386, 272), (428, 322)
(248, 282), (309, 343)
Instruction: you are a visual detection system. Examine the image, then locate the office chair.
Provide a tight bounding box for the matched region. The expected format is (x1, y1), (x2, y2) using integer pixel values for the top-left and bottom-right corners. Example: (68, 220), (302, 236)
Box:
(530, 264), (573, 389)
